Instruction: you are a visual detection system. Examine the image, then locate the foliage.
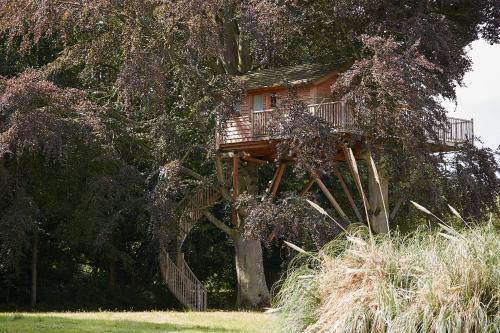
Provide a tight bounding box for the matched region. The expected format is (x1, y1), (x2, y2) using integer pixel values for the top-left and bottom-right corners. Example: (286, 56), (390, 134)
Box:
(0, 70), (149, 308)
(239, 192), (345, 249)
(274, 221), (500, 333)
(267, 94), (346, 177)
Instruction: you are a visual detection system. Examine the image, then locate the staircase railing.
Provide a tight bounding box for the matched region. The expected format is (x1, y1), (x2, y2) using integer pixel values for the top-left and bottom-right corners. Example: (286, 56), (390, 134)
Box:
(160, 251), (207, 311)
(177, 183), (223, 246)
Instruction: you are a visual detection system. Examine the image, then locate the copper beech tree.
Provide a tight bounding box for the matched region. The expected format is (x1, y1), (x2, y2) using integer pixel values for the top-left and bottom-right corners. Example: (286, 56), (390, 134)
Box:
(0, 0), (499, 308)
(0, 67), (147, 306)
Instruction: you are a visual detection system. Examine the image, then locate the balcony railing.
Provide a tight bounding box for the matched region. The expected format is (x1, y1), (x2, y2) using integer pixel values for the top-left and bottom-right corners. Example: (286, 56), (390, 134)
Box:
(221, 101), (473, 146)
(252, 101), (356, 137)
(431, 117), (474, 144)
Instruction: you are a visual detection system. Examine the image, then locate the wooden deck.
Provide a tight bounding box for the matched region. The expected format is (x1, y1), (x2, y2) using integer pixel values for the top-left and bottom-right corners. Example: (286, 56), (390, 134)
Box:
(217, 101), (474, 152)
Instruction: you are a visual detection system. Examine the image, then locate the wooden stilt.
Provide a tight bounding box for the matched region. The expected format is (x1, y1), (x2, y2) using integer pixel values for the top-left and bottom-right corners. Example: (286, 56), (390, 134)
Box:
(332, 165), (363, 222)
(266, 165), (280, 194)
(390, 197), (404, 220)
(269, 163), (286, 199)
(299, 178), (315, 196)
(315, 177), (350, 223)
(232, 153), (239, 227)
(215, 154), (224, 184)
(366, 152), (390, 233)
(343, 146), (371, 229)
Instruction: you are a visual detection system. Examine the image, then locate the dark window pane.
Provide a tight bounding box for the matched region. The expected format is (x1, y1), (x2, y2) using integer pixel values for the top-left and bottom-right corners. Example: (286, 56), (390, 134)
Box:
(270, 93), (277, 107)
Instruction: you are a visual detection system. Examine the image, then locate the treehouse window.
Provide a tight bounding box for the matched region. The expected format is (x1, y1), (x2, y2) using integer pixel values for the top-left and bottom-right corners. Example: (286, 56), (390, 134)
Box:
(252, 94), (263, 112)
(270, 92), (277, 107)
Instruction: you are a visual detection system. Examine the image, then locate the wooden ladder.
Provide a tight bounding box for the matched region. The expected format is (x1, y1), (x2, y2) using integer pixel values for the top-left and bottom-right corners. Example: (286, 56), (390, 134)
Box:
(161, 169), (232, 311)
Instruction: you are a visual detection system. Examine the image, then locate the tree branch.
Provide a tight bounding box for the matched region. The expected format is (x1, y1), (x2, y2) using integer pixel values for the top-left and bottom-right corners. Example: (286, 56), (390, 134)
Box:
(202, 210), (237, 238)
(177, 166), (204, 180)
(214, 155), (233, 202)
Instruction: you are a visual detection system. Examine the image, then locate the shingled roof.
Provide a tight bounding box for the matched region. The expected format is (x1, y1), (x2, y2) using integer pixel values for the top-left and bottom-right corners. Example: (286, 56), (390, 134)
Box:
(239, 63), (339, 91)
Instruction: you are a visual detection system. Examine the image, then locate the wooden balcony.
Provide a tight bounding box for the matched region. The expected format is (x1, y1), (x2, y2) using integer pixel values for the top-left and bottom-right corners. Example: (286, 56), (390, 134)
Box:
(217, 101), (474, 151)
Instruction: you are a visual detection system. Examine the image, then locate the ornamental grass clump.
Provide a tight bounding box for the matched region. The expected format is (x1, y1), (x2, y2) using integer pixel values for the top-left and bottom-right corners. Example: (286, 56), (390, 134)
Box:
(274, 223), (500, 333)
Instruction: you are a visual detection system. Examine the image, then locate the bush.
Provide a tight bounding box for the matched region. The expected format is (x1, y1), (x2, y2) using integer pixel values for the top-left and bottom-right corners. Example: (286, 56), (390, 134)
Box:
(274, 222), (500, 333)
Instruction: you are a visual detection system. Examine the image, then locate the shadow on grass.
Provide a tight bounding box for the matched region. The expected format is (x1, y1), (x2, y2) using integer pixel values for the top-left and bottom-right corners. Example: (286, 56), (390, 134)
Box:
(0, 314), (245, 333)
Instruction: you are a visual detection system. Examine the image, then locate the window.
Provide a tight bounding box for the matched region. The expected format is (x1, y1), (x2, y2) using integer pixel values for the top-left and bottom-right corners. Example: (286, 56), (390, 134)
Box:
(252, 94), (263, 112)
(270, 92), (277, 108)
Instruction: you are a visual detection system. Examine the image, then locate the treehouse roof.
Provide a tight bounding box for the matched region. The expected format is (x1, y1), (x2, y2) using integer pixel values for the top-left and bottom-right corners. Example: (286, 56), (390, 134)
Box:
(240, 63), (340, 91)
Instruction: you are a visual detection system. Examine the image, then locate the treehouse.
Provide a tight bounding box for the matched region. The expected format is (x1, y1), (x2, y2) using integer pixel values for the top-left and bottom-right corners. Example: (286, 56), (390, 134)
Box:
(216, 63), (474, 160)
(161, 63), (474, 312)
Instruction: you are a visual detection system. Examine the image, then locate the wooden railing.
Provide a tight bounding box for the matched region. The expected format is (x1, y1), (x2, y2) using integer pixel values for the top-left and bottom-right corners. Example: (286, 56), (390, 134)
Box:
(177, 184), (222, 247)
(308, 101), (356, 130)
(160, 251), (207, 311)
(250, 101), (355, 137)
(433, 117), (474, 144)
(252, 109), (276, 137)
(243, 101), (473, 145)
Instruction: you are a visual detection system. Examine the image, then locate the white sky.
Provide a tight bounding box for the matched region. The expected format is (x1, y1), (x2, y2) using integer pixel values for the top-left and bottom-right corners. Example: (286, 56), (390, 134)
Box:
(442, 39), (500, 150)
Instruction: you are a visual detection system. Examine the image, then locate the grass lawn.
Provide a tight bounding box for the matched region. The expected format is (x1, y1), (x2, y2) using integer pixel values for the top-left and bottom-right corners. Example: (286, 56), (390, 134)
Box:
(0, 311), (279, 333)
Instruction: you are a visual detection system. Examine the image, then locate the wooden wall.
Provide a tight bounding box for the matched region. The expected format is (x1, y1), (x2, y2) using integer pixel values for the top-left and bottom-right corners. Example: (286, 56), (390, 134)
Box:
(222, 73), (339, 146)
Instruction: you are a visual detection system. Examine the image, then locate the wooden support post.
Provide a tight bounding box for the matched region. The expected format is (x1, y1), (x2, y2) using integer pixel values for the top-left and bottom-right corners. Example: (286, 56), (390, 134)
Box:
(343, 146), (371, 229)
(242, 155), (268, 165)
(176, 252), (184, 269)
(315, 177), (350, 223)
(333, 165), (363, 222)
(214, 154), (225, 184)
(269, 163), (286, 199)
(299, 178), (315, 196)
(366, 152), (389, 233)
(266, 165), (280, 194)
(232, 153), (239, 227)
(390, 197), (404, 220)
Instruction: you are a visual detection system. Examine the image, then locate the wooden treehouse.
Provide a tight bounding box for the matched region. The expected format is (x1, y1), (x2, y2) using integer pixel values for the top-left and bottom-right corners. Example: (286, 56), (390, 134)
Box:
(161, 63), (474, 311)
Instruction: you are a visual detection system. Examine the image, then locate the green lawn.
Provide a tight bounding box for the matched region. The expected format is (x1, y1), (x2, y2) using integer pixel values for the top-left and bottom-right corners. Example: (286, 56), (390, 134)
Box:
(0, 311), (279, 333)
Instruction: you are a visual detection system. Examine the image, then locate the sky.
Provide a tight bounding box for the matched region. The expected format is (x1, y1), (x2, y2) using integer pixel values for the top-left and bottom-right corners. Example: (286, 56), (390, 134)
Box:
(442, 39), (500, 150)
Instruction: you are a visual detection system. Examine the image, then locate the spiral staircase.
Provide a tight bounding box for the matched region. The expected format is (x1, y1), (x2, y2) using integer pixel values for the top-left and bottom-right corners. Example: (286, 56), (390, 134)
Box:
(159, 168), (232, 311)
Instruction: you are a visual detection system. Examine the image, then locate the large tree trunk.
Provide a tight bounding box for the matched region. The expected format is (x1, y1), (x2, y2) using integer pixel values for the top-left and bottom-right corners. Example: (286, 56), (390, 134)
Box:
(234, 236), (270, 308)
(234, 162), (270, 308)
(30, 233), (38, 308)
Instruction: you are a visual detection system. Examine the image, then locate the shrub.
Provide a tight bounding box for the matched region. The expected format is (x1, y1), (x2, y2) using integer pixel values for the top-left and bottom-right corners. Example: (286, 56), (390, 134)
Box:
(274, 222), (500, 333)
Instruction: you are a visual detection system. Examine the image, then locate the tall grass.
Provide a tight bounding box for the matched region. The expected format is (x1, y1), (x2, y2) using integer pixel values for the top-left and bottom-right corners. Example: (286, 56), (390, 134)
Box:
(274, 223), (500, 333)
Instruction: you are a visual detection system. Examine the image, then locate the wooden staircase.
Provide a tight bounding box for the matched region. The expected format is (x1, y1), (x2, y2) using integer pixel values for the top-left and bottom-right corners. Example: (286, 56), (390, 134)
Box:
(176, 184), (223, 249)
(160, 250), (208, 311)
(160, 169), (231, 311)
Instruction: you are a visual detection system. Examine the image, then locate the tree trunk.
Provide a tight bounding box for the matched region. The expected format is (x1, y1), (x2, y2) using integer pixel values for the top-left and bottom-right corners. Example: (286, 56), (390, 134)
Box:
(234, 236), (270, 308)
(30, 233), (38, 308)
(234, 162), (270, 308)
(109, 260), (117, 289)
(221, 4), (239, 75)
